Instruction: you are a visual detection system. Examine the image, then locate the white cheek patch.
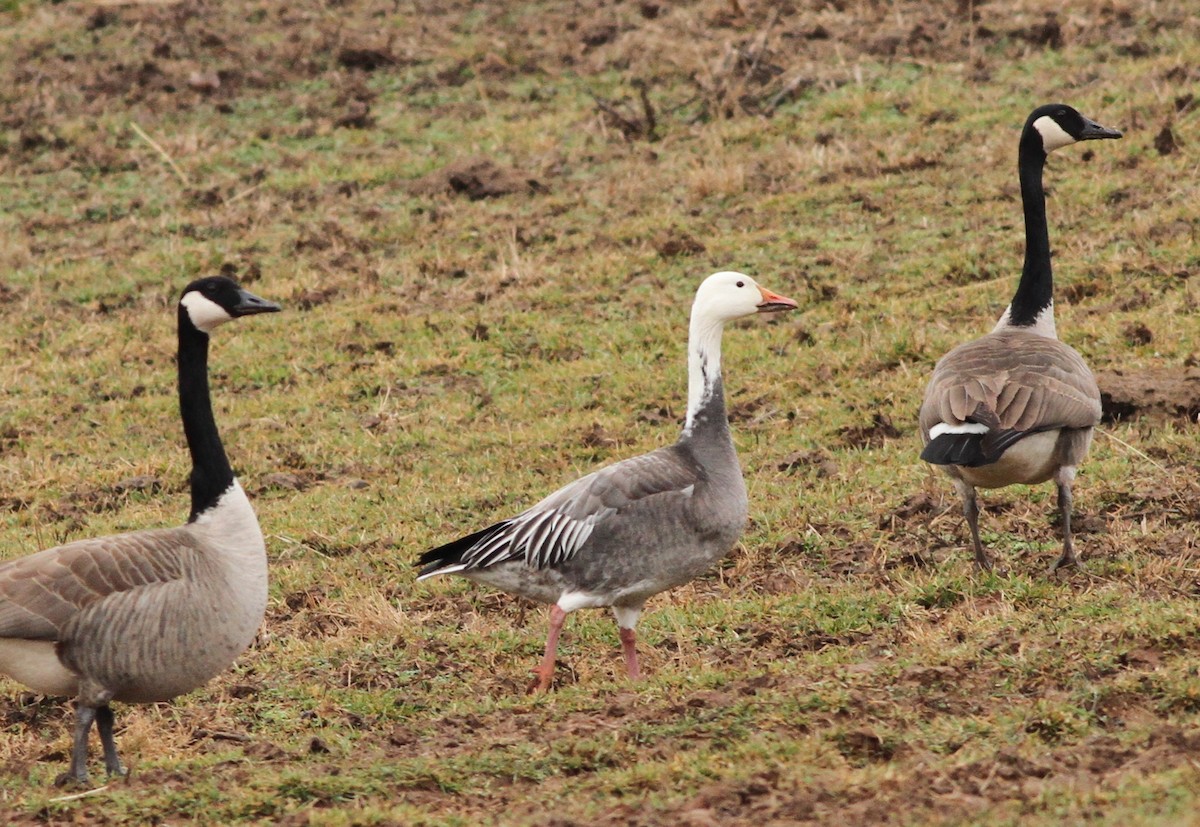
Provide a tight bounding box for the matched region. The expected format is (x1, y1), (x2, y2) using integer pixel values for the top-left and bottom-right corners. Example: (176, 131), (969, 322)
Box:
(930, 422), (990, 440)
(181, 292), (234, 332)
(1033, 115), (1076, 152)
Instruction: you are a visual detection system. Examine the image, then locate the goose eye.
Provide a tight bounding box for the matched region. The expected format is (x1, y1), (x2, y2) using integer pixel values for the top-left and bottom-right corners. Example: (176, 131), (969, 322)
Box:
(736, 280), (745, 288)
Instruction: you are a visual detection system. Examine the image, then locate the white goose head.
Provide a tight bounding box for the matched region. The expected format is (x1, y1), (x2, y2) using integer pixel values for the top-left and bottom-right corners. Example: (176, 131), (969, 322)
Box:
(1026, 103), (1123, 155)
(684, 271), (797, 436)
(691, 271), (798, 324)
(180, 276), (281, 334)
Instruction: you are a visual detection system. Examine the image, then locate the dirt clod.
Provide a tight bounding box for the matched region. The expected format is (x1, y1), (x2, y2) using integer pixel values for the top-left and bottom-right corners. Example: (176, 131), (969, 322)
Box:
(1154, 124), (1178, 155)
(409, 157), (545, 200)
(653, 228), (706, 258)
(839, 413), (903, 449)
(1123, 322), (1153, 345)
(337, 47), (394, 72)
(1097, 367), (1200, 422)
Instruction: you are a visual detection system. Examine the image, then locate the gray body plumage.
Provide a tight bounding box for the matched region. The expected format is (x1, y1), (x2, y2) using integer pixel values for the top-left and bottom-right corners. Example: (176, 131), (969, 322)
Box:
(919, 329), (1101, 489)
(450, 380), (747, 613)
(0, 276), (278, 784)
(0, 484), (267, 706)
(417, 271), (795, 689)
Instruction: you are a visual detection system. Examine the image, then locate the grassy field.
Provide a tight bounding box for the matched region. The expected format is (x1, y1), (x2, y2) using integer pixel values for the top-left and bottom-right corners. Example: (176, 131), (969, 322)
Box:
(1, 0), (1199, 823)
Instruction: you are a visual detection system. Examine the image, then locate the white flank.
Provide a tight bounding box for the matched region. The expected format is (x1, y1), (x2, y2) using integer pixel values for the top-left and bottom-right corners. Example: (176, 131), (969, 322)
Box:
(959, 430), (1062, 489)
(0, 638), (78, 697)
(181, 292), (234, 333)
(557, 590), (609, 613)
(1032, 115), (1076, 153)
(929, 422), (990, 440)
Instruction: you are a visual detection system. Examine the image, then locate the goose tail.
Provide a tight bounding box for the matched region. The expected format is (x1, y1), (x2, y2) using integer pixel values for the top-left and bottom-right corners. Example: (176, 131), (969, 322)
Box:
(415, 521), (511, 579)
(921, 432), (988, 467)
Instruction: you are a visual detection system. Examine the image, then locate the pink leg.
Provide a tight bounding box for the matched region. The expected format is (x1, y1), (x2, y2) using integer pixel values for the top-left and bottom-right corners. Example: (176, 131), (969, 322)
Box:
(528, 605), (567, 693)
(618, 627), (640, 680)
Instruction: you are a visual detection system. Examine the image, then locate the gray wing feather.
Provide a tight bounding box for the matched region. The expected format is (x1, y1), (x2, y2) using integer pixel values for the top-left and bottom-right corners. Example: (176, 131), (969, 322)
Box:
(0, 528), (195, 640)
(459, 447), (699, 571)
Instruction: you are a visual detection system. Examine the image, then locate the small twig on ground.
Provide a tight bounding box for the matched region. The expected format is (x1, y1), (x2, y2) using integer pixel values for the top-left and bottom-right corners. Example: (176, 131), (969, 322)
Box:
(190, 729), (251, 743)
(633, 79), (658, 142)
(225, 183), (263, 204)
(49, 785), (109, 803)
(592, 94), (648, 141)
(130, 121), (190, 186)
(1096, 428), (1167, 472)
(94, 0), (183, 6)
(742, 8), (782, 87)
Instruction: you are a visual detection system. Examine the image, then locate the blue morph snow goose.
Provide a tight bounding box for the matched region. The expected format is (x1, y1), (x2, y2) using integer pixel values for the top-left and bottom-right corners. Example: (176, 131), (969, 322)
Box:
(417, 271), (797, 691)
(0, 276), (280, 785)
(919, 104), (1121, 572)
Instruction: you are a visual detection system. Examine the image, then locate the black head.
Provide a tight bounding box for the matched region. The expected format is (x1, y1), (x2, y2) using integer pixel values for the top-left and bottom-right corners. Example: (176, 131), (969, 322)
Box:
(1023, 103), (1123, 155)
(179, 276), (281, 334)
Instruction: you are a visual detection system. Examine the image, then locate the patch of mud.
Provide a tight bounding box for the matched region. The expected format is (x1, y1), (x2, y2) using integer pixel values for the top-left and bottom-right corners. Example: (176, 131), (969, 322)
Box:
(838, 413), (903, 449)
(776, 449), (839, 478)
(653, 227), (707, 258)
(1097, 367), (1200, 422)
(408, 157), (547, 200)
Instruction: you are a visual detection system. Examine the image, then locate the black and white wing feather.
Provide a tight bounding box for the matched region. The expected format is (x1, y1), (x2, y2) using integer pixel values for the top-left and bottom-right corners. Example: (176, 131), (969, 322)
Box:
(416, 447), (699, 577)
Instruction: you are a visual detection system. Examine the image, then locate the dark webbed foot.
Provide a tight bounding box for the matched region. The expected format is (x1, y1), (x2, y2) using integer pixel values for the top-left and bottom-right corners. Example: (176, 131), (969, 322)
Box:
(957, 481), (994, 572)
(1048, 552), (1082, 575)
(53, 770), (90, 788)
(1050, 479), (1082, 575)
(57, 703), (99, 788)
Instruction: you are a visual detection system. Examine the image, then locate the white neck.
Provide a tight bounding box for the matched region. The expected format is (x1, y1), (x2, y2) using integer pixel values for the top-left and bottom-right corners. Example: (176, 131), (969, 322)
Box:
(184, 479), (269, 654)
(992, 301), (1058, 339)
(682, 313), (725, 436)
(188, 481), (267, 561)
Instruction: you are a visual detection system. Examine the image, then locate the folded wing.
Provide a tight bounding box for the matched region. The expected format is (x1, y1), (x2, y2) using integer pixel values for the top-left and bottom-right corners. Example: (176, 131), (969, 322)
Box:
(417, 447), (700, 576)
(0, 529), (194, 640)
(919, 331), (1100, 467)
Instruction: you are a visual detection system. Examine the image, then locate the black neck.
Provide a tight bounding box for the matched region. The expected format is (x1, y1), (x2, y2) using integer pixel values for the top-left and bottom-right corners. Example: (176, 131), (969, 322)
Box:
(1010, 134), (1053, 327)
(178, 308), (234, 521)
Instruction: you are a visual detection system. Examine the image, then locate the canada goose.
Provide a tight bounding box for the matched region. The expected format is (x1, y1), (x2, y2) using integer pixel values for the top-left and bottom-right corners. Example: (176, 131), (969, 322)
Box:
(0, 276), (280, 784)
(417, 272), (797, 691)
(919, 104), (1121, 572)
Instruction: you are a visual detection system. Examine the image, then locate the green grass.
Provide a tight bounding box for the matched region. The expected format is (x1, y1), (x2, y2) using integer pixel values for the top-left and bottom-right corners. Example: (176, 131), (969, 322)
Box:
(0, 0), (1198, 823)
